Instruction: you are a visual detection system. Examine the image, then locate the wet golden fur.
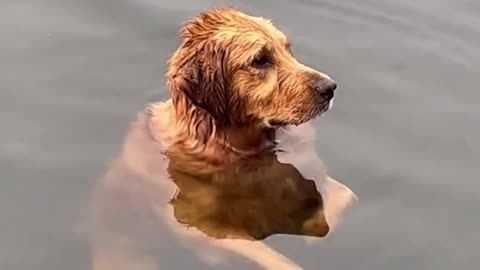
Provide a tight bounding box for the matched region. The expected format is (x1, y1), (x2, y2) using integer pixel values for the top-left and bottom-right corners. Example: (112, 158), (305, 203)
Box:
(150, 7), (335, 163)
(90, 8), (354, 270)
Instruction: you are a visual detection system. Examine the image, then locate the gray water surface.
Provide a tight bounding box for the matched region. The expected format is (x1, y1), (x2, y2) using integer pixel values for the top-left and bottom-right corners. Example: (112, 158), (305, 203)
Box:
(1, 0), (480, 269)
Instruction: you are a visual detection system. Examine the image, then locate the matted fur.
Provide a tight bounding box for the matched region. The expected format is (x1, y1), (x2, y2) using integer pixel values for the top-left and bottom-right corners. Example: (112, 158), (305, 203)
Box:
(90, 8), (355, 270)
(157, 7), (336, 160)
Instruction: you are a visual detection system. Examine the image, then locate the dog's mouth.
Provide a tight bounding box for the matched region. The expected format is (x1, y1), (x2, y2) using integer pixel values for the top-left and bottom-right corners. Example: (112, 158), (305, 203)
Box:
(268, 119), (289, 127)
(328, 96), (335, 110)
(265, 99), (333, 128)
(317, 98), (334, 116)
(267, 115), (318, 127)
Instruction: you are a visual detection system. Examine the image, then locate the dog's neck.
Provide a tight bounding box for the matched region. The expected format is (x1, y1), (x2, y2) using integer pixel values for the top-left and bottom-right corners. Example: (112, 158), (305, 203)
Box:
(214, 125), (277, 156)
(146, 99), (277, 163)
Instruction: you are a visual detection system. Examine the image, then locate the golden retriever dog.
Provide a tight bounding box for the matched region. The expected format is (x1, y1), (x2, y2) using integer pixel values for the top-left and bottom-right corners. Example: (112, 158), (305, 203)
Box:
(89, 7), (357, 270)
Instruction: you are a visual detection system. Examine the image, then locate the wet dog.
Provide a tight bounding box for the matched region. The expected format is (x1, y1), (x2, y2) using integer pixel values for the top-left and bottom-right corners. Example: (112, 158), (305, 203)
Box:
(89, 8), (356, 270)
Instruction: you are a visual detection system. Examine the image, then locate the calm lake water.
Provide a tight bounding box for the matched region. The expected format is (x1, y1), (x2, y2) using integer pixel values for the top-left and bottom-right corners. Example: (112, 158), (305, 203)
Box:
(1, 0), (480, 269)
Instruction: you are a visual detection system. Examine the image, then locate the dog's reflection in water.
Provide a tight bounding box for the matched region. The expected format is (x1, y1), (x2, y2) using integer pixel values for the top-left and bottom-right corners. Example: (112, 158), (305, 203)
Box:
(90, 7), (358, 269)
(169, 153), (329, 240)
(169, 151), (329, 240)
(90, 113), (357, 270)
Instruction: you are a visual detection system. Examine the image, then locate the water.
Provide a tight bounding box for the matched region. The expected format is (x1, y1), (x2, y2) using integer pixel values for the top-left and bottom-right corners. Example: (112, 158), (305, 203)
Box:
(1, 0), (480, 269)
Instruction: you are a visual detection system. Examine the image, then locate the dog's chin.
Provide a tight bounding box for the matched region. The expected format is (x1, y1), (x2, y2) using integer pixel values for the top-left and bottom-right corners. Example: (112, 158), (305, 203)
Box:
(263, 99), (333, 128)
(266, 118), (312, 128)
(266, 112), (322, 128)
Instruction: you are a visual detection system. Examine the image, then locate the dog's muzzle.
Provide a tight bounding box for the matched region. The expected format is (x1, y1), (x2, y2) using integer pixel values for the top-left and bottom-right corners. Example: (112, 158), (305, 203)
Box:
(314, 79), (337, 100)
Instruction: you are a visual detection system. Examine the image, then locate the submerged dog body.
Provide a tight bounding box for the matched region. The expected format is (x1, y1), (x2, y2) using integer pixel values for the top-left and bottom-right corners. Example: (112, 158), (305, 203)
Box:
(90, 8), (355, 270)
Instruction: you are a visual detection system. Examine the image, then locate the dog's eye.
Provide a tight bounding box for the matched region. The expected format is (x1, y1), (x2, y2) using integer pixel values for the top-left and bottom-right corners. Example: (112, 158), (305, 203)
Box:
(252, 54), (272, 69)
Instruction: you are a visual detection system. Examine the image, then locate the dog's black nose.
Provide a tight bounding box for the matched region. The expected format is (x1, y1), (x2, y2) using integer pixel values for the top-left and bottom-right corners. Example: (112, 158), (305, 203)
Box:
(314, 80), (337, 99)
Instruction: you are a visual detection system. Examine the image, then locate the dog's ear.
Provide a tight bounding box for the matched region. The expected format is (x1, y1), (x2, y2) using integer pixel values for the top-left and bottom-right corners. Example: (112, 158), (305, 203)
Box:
(167, 12), (236, 127)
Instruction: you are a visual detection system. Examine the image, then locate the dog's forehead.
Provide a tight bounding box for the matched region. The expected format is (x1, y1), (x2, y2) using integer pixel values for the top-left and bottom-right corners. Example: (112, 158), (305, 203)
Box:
(188, 8), (289, 45)
(236, 12), (288, 44)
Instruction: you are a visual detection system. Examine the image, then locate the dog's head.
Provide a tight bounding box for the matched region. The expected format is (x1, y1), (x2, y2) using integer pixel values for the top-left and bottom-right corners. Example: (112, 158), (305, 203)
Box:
(167, 8), (336, 130)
